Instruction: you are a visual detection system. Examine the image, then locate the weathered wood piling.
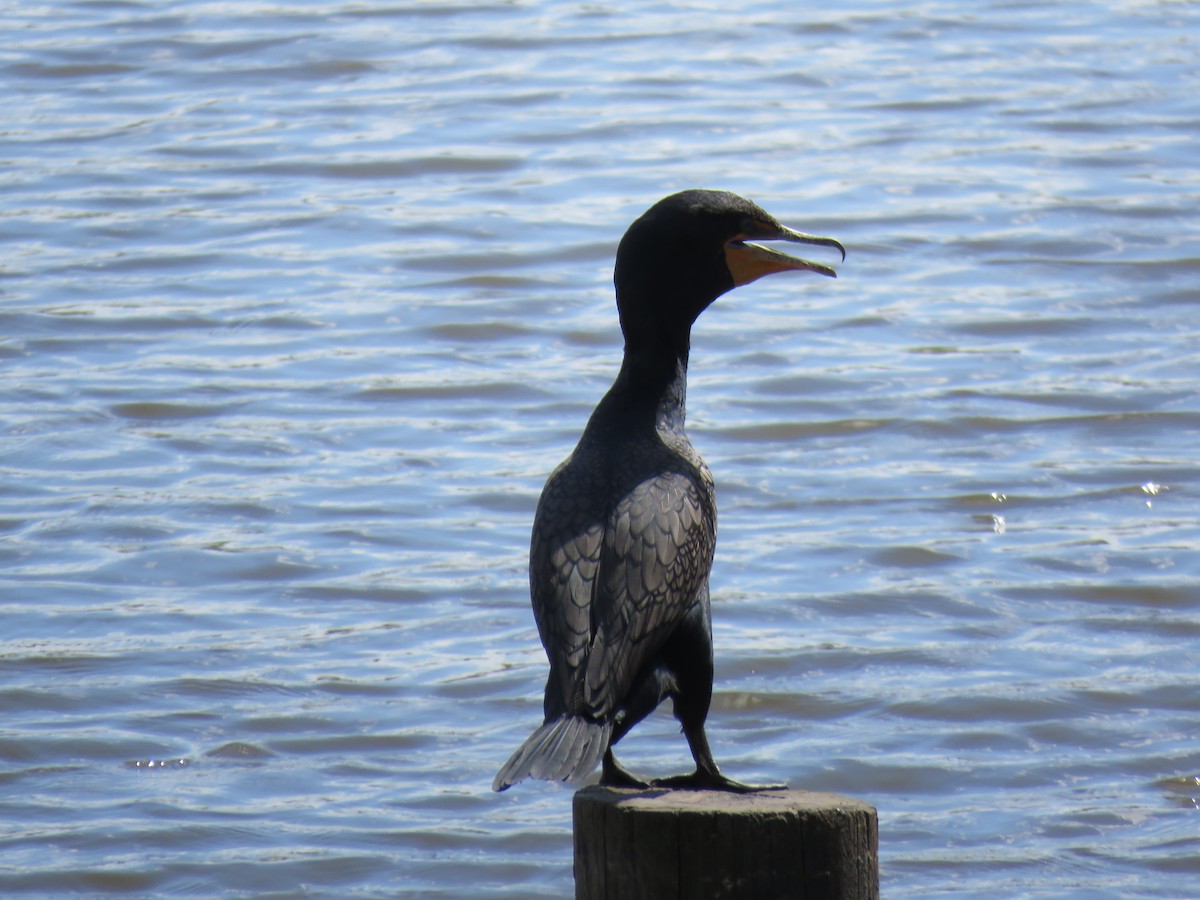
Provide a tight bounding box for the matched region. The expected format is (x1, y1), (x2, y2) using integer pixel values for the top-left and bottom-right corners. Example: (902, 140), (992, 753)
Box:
(573, 786), (878, 900)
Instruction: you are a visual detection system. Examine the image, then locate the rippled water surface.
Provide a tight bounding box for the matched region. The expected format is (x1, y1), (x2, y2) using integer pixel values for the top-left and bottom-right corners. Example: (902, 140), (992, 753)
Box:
(2, 1), (1198, 896)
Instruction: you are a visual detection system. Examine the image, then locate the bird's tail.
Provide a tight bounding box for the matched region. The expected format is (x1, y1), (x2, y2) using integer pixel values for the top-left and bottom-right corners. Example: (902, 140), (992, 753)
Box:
(492, 715), (611, 792)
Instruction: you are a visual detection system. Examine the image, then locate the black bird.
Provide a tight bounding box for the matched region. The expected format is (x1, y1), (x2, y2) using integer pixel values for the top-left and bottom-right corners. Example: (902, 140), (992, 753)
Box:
(493, 189), (844, 792)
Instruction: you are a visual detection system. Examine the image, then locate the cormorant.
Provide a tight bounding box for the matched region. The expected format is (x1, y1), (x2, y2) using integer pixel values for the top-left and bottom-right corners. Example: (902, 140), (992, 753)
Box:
(493, 189), (844, 793)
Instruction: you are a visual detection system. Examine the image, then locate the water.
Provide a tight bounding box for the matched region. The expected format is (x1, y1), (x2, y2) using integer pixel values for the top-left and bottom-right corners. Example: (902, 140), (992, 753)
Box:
(2, 0), (1197, 895)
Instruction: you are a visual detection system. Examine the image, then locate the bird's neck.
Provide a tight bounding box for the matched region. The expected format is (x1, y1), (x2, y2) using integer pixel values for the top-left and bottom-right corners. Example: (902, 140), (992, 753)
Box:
(606, 330), (690, 433)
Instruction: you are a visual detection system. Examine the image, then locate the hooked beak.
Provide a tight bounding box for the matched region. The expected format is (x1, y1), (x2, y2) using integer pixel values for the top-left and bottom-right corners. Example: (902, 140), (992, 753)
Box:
(725, 222), (845, 286)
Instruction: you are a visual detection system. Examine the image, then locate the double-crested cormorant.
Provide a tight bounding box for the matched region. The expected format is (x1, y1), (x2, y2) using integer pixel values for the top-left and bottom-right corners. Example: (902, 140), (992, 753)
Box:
(493, 189), (844, 793)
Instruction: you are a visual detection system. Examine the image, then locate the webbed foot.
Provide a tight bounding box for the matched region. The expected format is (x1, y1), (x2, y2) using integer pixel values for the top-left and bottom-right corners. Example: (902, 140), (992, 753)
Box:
(651, 769), (787, 793)
(599, 750), (651, 788)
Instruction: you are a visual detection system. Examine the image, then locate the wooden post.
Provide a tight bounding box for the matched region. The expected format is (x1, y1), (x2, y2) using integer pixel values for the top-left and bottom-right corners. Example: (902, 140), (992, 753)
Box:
(573, 786), (878, 900)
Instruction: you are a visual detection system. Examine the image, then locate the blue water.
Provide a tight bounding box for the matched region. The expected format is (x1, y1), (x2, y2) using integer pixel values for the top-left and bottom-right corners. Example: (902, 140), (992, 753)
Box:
(2, 1), (1198, 896)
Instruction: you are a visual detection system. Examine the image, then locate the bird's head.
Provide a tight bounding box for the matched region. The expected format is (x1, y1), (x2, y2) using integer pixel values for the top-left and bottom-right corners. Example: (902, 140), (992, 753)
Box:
(613, 189), (844, 349)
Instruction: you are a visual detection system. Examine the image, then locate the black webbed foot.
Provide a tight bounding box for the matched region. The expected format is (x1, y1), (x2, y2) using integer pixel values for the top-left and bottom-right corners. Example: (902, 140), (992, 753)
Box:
(650, 769), (787, 793)
(599, 750), (651, 788)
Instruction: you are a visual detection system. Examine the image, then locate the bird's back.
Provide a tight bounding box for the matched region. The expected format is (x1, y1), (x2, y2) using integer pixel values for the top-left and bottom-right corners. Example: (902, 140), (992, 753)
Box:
(530, 413), (716, 725)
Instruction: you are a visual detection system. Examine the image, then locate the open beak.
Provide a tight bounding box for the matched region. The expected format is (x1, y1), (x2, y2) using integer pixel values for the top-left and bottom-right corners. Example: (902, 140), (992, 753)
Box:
(725, 223), (845, 286)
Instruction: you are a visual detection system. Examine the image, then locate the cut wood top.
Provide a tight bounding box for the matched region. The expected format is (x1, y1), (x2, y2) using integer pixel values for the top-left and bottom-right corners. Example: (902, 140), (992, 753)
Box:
(575, 786), (876, 816)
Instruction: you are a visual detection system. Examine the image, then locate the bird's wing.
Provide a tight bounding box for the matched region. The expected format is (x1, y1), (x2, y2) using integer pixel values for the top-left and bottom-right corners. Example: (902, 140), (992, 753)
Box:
(583, 466), (715, 716)
(529, 455), (605, 716)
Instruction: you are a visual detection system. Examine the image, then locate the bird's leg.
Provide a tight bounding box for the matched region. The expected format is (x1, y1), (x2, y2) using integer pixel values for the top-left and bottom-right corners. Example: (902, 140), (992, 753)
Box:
(651, 603), (786, 792)
(599, 748), (651, 788)
(651, 724), (786, 792)
(596, 665), (677, 789)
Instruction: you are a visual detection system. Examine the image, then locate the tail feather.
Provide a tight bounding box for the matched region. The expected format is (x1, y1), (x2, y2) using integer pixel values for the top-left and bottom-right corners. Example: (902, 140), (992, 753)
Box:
(493, 715), (611, 791)
(531, 715), (586, 781)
